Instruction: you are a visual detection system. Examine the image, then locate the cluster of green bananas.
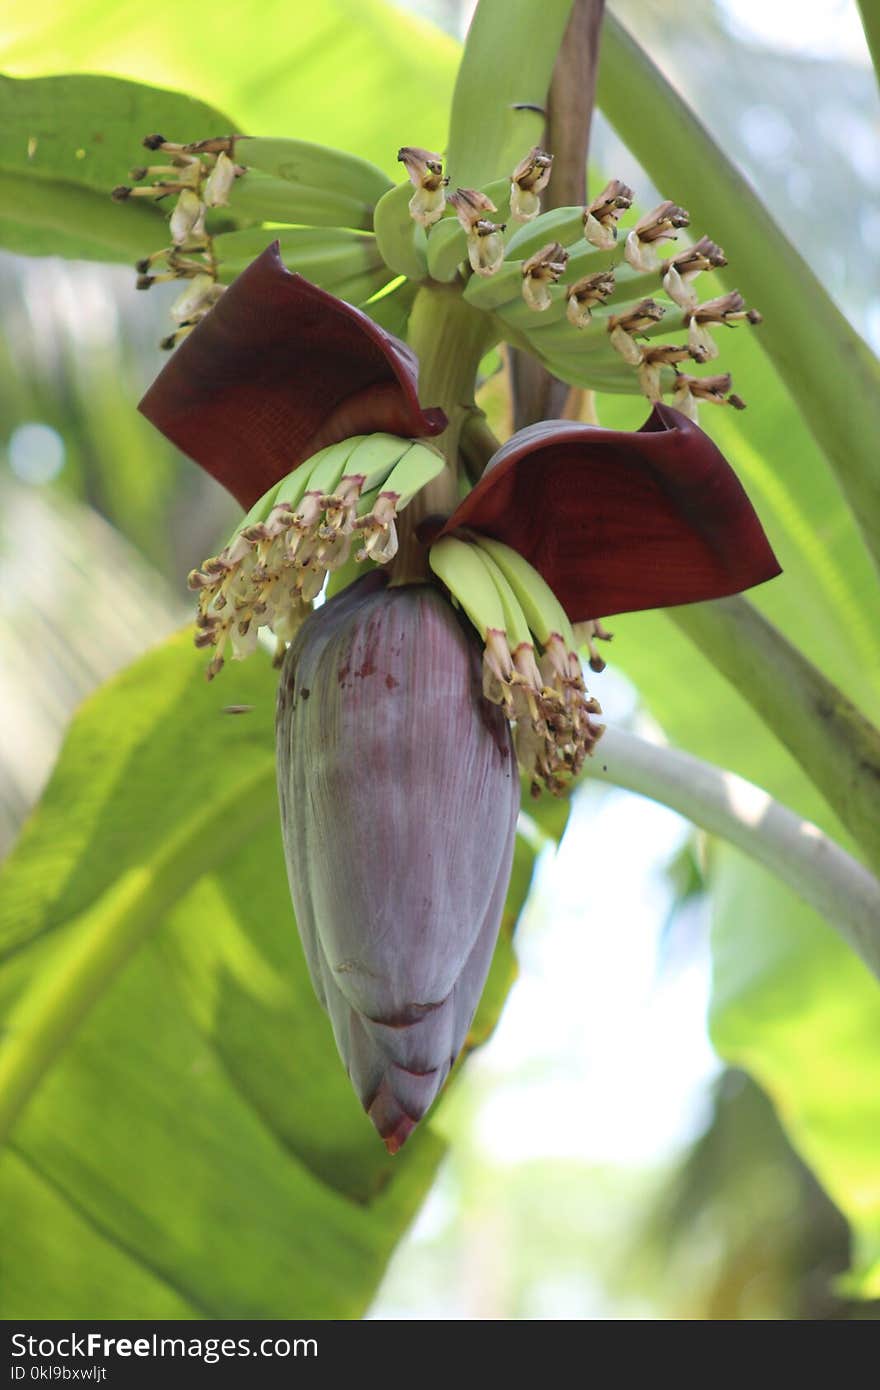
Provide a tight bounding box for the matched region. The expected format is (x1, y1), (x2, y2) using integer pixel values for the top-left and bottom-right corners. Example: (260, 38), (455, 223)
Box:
(114, 135), (400, 346)
(429, 534), (605, 795)
(187, 434), (444, 678)
(374, 157), (761, 414)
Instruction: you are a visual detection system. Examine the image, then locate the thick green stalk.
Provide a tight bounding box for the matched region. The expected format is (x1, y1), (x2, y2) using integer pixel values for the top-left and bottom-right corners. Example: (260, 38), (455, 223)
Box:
(392, 285), (495, 580)
(582, 727), (880, 981)
(669, 597), (880, 876)
(509, 0), (605, 428)
(598, 13), (880, 580)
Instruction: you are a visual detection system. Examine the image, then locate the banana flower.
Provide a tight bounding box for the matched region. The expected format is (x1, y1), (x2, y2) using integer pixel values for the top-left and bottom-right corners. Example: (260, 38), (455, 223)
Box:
(140, 243), (780, 1151)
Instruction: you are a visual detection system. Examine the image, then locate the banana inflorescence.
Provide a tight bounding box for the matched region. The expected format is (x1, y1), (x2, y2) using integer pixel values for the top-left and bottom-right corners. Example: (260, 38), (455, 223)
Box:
(372, 141), (760, 416)
(114, 134), (396, 346)
(188, 434), (444, 678)
(116, 125), (759, 415)
(429, 534), (605, 796)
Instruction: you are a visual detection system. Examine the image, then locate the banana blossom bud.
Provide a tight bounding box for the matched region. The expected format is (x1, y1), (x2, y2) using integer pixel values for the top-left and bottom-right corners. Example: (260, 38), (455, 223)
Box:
(277, 574), (519, 1152)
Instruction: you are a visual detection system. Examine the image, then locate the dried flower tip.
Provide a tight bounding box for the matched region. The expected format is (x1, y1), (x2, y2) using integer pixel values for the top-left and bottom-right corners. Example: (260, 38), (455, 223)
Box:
(111, 185), (132, 202)
(180, 136), (239, 156)
(398, 146), (445, 190)
(625, 201), (689, 272)
(142, 133), (169, 151)
(521, 241), (569, 311)
(685, 291), (761, 361)
(671, 372), (746, 421)
(637, 344), (693, 401)
(566, 269), (616, 327)
(690, 291), (761, 326)
(572, 619), (613, 673)
(583, 178), (633, 249)
(449, 186), (497, 228)
(608, 298), (665, 364)
(510, 146), (553, 221)
(661, 235), (727, 309)
(160, 327), (194, 351)
(399, 146), (447, 227)
(609, 298), (666, 334)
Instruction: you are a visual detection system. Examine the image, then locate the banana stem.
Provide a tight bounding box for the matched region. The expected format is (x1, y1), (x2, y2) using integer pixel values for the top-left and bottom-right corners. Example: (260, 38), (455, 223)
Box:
(581, 726), (880, 980)
(392, 285), (497, 583)
(669, 596), (880, 876)
(460, 409), (503, 481)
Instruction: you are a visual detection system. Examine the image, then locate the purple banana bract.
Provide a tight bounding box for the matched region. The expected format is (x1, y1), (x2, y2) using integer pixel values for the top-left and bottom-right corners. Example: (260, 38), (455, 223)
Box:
(276, 572), (520, 1152)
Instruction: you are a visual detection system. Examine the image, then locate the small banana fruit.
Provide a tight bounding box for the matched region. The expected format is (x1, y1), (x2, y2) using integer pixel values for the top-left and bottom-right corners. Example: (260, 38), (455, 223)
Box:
(188, 436), (445, 676)
(429, 534), (603, 795)
(213, 227), (385, 290)
(373, 181), (429, 282)
(235, 137), (392, 209)
(231, 169), (373, 231)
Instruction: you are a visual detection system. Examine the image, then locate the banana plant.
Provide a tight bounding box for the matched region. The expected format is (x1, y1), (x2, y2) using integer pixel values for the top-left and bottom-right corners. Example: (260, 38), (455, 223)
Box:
(2, 0), (880, 1315)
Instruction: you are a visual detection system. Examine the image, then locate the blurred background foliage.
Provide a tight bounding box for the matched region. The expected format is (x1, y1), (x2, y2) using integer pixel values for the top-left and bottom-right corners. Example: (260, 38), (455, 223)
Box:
(1, 0), (879, 1318)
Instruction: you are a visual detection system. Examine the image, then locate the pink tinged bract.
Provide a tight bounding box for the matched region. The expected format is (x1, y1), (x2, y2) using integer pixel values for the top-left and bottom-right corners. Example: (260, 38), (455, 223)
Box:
(138, 242), (446, 509)
(438, 404), (781, 621)
(276, 573), (519, 1153)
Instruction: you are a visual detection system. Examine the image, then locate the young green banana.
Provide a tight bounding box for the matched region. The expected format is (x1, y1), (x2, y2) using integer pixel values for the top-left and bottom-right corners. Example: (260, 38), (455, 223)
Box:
(471, 536), (577, 650)
(213, 228), (385, 287)
(235, 137), (392, 209)
(426, 177), (511, 283)
(381, 442), (445, 505)
(505, 205), (585, 261)
(231, 169), (373, 230)
(428, 536), (507, 639)
(373, 181), (429, 281)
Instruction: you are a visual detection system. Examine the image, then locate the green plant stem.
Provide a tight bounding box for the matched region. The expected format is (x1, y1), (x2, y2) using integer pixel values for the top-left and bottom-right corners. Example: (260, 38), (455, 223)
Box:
(0, 768), (275, 1145)
(669, 597), (880, 875)
(460, 409), (503, 482)
(598, 13), (880, 581)
(583, 727), (880, 981)
(509, 0), (605, 427)
(394, 285), (496, 580)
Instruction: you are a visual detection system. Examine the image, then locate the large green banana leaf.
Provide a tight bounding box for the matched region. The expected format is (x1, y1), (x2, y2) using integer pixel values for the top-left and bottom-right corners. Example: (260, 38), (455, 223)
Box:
(2, 0), (459, 178)
(3, 0), (880, 1309)
(0, 628), (537, 1316)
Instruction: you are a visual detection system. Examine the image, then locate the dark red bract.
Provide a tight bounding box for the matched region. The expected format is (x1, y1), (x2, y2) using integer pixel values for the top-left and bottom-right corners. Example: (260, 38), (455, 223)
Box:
(139, 242), (446, 508)
(438, 405), (781, 620)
